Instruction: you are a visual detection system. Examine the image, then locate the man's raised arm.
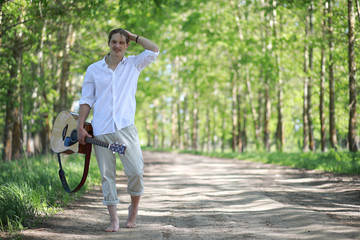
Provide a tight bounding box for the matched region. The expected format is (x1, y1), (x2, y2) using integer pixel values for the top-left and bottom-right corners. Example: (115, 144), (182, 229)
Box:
(126, 30), (159, 53)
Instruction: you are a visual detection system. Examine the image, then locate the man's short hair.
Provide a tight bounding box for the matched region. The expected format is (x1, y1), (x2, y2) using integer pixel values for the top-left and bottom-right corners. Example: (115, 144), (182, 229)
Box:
(108, 28), (129, 44)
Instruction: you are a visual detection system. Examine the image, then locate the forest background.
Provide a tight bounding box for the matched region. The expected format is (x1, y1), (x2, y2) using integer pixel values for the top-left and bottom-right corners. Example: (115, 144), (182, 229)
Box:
(1, 0), (359, 162)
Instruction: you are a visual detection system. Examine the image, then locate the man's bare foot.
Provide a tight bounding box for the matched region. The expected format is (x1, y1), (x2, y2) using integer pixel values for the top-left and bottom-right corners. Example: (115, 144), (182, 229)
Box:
(105, 219), (119, 232)
(105, 205), (119, 232)
(125, 205), (138, 228)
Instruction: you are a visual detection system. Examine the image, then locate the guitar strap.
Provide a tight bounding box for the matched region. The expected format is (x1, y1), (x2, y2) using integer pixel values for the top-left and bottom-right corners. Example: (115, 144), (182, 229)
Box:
(57, 143), (92, 193)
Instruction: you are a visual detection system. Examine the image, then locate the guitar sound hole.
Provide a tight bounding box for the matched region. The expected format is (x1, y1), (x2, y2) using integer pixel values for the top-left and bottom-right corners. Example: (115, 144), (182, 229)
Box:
(70, 130), (78, 142)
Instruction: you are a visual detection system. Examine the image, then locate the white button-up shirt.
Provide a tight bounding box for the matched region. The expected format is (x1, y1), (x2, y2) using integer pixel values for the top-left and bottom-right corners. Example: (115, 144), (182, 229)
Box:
(79, 49), (159, 136)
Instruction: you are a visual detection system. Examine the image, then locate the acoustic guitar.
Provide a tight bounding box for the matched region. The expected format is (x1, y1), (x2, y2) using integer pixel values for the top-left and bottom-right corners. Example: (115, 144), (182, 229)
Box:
(50, 110), (126, 155)
(50, 110), (126, 193)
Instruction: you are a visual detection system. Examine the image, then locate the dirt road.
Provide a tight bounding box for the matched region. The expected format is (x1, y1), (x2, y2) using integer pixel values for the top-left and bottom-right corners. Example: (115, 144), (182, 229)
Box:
(20, 151), (360, 239)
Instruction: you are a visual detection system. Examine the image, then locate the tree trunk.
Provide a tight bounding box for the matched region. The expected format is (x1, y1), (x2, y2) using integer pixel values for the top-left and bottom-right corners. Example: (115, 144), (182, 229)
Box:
(303, 13), (309, 152)
(347, 0), (358, 152)
(26, 128), (34, 157)
(12, 103), (24, 160)
(3, 26), (24, 161)
(212, 82), (219, 151)
(39, 21), (50, 155)
(191, 80), (199, 151)
(212, 103), (218, 151)
(257, 71), (264, 149)
(230, 0), (244, 152)
(12, 9), (25, 160)
(241, 107), (247, 152)
(236, 87), (243, 152)
(264, 77), (271, 152)
(231, 72), (238, 152)
(206, 109), (211, 152)
(276, 79), (284, 151)
(263, 0), (271, 152)
(56, 24), (76, 113)
(145, 110), (151, 147)
(272, 0), (284, 151)
(171, 58), (179, 149)
(320, 2), (327, 152)
(191, 98), (199, 151)
(245, 66), (260, 142)
(171, 99), (177, 148)
(328, 0), (338, 149)
(307, 2), (315, 151)
(3, 88), (15, 161)
(177, 98), (182, 149)
(221, 110), (226, 153)
(183, 93), (190, 150)
(152, 102), (158, 148)
(161, 107), (166, 148)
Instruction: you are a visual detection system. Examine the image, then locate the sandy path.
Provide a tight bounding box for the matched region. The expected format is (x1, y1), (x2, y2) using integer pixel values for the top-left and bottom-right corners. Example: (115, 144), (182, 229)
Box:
(19, 151), (360, 239)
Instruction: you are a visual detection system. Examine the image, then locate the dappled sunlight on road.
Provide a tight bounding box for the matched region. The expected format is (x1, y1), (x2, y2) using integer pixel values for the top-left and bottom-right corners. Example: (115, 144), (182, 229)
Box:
(135, 151), (360, 239)
(20, 151), (360, 240)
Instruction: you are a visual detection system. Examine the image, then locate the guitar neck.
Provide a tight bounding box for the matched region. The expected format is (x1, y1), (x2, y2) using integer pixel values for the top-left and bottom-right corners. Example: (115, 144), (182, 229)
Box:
(85, 137), (110, 149)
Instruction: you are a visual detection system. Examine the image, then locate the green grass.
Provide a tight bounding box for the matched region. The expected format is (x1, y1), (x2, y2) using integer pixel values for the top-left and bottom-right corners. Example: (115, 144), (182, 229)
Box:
(0, 152), (116, 234)
(142, 146), (360, 175)
(209, 150), (360, 175)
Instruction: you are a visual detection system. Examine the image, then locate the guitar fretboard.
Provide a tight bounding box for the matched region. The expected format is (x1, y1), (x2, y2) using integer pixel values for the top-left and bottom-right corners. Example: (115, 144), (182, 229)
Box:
(85, 137), (110, 149)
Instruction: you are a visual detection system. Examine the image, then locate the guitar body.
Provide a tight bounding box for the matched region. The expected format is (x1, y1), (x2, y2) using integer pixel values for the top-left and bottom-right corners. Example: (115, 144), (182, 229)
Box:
(51, 110), (92, 154)
(51, 111), (126, 194)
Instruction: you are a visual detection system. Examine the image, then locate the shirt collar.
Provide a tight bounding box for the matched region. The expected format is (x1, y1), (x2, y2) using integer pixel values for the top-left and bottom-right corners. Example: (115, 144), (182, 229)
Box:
(101, 55), (127, 68)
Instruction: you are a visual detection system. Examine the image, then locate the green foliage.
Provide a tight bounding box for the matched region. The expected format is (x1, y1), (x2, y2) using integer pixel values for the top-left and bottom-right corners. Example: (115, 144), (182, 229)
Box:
(0, 0), (359, 161)
(0, 153), (108, 233)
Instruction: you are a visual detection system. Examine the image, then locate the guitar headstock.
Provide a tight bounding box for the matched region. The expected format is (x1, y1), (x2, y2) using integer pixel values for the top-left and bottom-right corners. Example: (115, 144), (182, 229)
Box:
(109, 143), (126, 155)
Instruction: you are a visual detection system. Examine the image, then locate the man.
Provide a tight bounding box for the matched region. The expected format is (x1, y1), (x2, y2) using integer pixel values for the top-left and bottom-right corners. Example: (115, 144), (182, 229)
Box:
(77, 28), (159, 232)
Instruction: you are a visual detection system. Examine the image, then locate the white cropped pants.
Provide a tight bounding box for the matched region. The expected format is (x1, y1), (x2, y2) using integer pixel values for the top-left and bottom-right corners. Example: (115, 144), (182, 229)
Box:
(93, 125), (144, 205)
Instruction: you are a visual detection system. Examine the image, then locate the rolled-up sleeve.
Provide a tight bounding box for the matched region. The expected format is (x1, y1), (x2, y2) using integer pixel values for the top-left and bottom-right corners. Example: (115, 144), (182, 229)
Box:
(79, 67), (95, 108)
(133, 49), (159, 72)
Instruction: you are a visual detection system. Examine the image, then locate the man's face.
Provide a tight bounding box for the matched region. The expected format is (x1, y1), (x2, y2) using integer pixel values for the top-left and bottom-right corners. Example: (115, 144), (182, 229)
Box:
(108, 33), (129, 58)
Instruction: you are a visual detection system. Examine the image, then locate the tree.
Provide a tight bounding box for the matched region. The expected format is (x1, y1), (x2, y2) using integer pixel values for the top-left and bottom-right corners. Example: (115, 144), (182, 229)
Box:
(1, 0), (358, 157)
(263, 0), (272, 152)
(307, 2), (315, 151)
(2, 1), (27, 161)
(1, 0), (105, 161)
(319, 0), (327, 152)
(347, 0), (358, 152)
(273, 0), (285, 151)
(327, 0), (337, 149)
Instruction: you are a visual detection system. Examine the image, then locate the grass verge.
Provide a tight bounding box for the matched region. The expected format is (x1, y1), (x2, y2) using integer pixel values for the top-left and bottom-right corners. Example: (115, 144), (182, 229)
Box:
(142, 147), (360, 175)
(0, 152), (108, 236)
